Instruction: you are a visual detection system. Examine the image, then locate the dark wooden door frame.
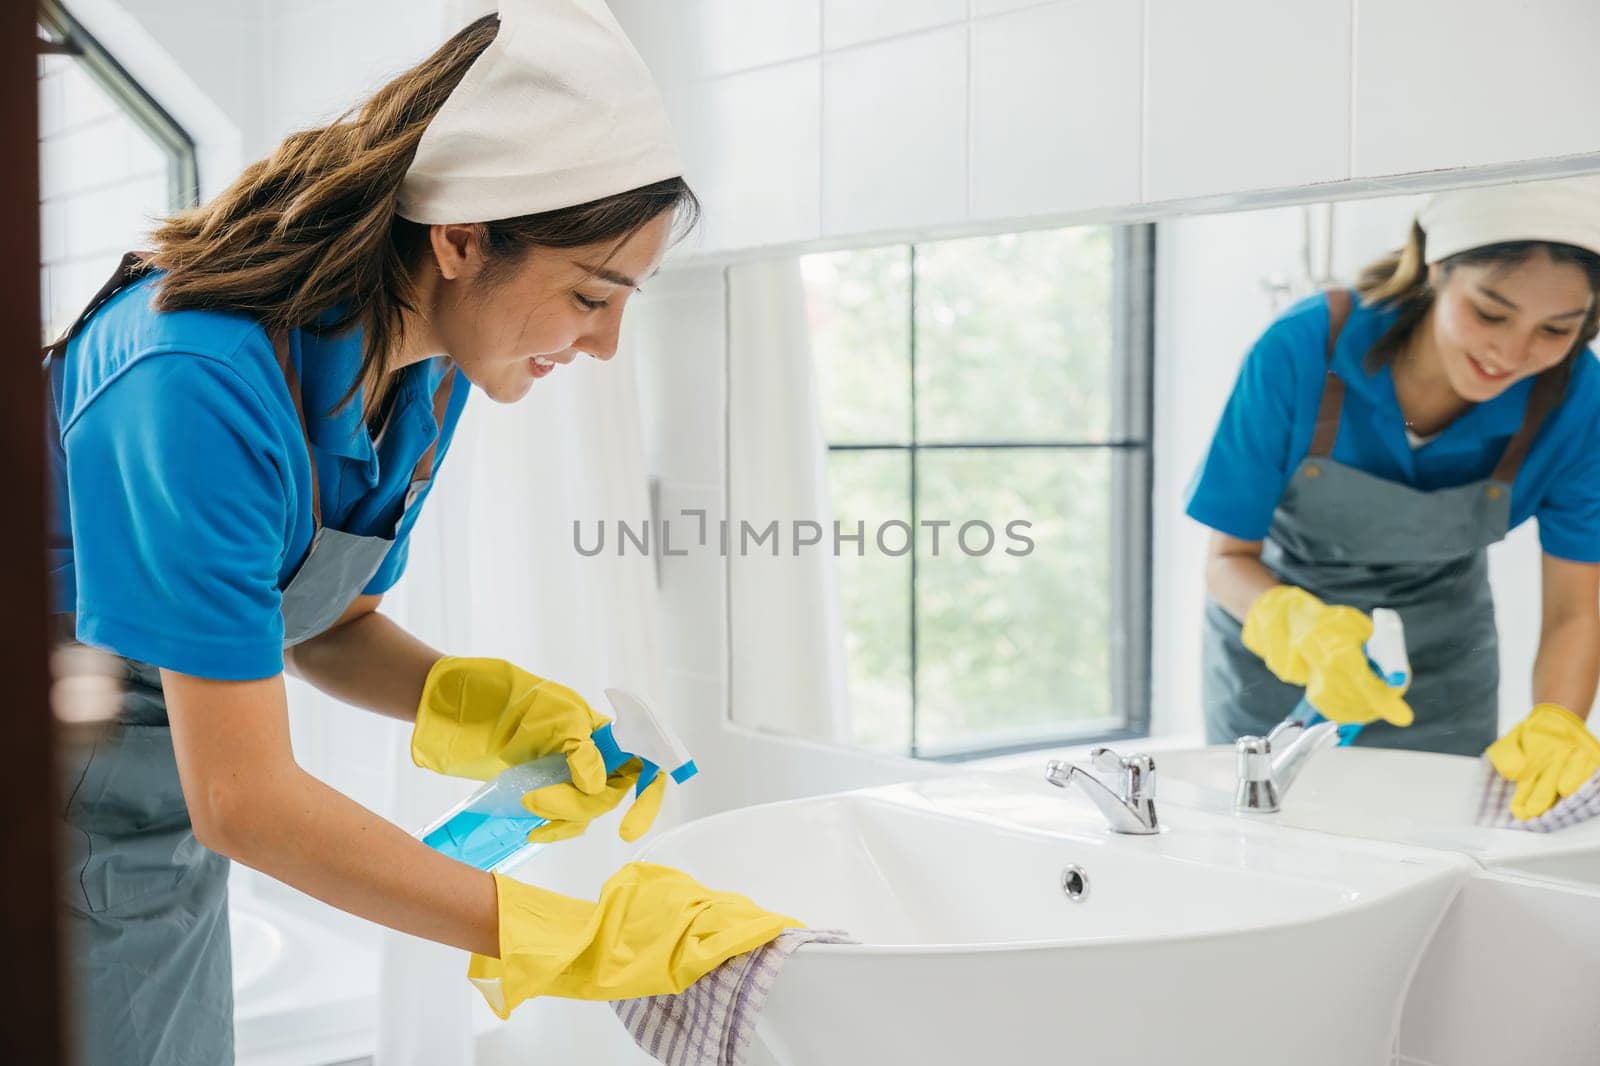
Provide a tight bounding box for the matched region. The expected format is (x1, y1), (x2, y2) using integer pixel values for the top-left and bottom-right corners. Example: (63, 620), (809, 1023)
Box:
(3, 7), (66, 1066)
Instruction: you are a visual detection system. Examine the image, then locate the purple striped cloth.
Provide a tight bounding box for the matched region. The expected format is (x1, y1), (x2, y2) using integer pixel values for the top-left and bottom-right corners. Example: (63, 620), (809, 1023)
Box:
(1474, 757), (1600, 831)
(611, 928), (853, 1065)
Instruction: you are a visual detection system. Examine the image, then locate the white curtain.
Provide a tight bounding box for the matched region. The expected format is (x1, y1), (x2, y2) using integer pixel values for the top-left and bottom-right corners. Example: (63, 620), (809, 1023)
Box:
(372, 352), (667, 1065)
(726, 259), (852, 743)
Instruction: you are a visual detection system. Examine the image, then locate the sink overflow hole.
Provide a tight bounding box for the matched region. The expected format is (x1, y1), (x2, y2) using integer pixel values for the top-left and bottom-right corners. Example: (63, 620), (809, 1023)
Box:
(1060, 864), (1089, 903)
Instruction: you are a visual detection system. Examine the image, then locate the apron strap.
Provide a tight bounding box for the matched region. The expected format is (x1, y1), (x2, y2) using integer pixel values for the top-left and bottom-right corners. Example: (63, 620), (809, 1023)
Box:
(42, 251), (153, 364)
(1490, 367), (1565, 485)
(1307, 288), (1354, 458)
(271, 330), (324, 530)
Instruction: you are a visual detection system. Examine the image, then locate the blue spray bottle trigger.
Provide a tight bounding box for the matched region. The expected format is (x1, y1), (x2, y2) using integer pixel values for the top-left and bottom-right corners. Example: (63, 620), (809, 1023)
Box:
(589, 721), (700, 796)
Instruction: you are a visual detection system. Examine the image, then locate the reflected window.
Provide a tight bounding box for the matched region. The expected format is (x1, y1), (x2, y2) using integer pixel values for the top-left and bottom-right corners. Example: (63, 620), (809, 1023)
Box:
(801, 226), (1154, 758)
(38, 0), (198, 342)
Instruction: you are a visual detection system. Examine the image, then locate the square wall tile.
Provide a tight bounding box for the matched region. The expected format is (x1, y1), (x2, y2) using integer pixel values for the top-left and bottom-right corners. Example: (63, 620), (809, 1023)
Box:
(971, 0), (1143, 219)
(694, 60), (822, 251)
(823, 0), (967, 50)
(1354, 0), (1600, 176)
(693, 0), (821, 78)
(1145, 0), (1351, 201)
(822, 26), (968, 236)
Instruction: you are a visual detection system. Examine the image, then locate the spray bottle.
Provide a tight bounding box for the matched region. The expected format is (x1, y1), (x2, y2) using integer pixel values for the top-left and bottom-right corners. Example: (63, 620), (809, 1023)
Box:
(416, 688), (697, 872)
(1288, 607), (1410, 746)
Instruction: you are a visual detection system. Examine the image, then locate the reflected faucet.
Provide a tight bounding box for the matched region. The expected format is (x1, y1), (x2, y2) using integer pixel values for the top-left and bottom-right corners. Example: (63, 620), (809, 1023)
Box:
(1045, 747), (1160, 835)
(1234, 719), (1341, 813)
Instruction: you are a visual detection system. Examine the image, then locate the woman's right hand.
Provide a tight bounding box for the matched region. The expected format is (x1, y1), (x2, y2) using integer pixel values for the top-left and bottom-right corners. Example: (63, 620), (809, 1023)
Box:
(469, 861), (801, 1017)
(1243, 585), (1414, 727)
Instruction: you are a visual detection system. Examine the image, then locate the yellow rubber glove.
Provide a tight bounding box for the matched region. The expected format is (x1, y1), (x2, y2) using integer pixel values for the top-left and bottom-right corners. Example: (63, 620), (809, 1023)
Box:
(1242, 586), (1414, 727)
(1486, 703), (1600, 820)
(522, 758), (669, 844)
(468, 862), (802, 1016)
(412, 657), (609, 785)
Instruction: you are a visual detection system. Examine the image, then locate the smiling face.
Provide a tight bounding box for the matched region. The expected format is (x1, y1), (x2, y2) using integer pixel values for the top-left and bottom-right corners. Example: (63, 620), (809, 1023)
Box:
(1424, 248), (1594, 403)
(419, 211), (674, 403)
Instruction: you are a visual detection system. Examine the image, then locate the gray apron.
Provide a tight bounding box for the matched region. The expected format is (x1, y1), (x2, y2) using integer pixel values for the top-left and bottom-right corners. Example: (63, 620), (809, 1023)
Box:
(51, 253), (459, 1066)
(1202, 288), (1564, 756)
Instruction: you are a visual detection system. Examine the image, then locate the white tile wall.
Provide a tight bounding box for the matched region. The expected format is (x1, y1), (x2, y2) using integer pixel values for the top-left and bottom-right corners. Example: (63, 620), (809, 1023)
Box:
(822, 27), (968, 235)
(822, 0), (967, 50)
(693, 0), (821, 78)
(1353, 0), (1600, 176)
(970, 0), (1143, 219)
(1144, 0), (1351, 201)
(38, 53), (173, 340)
(42, 62), (118, 137)
(59, 175), (168, 259)
(40, 121), (133, 200)
(695, 60), (822, 250)
(619, 0), (1600, 257)
(972, 0), (1061, 16)
(39, 200), (66, 263)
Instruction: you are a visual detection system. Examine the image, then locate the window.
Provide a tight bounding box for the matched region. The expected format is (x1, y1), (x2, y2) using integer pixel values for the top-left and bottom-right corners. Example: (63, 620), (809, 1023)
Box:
(38, 0), (198, 341)
(801, 225), (1154, 759)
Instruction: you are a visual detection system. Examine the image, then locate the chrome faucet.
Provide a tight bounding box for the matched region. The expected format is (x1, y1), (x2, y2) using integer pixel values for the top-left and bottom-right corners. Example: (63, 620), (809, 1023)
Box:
(1234, 719), (1341, 813)
(1045, 747), (1160, 835)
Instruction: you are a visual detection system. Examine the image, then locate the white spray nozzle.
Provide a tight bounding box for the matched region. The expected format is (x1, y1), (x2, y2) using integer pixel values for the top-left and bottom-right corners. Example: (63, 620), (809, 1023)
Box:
(1366, 608), (1410, 689)
(604, 688), (698, 782)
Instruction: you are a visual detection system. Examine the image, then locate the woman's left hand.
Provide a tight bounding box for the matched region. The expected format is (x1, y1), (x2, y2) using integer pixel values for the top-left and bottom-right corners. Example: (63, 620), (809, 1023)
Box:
(1487, 703), (1600, 819)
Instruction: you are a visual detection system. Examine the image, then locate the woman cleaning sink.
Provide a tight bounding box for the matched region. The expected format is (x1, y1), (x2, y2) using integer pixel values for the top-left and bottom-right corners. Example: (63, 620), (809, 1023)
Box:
(48, 5), (797, 1064)
(1188, 178), (1600, 816)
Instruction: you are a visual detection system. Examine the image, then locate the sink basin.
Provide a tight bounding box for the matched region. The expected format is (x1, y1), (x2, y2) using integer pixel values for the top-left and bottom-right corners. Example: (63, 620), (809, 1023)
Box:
(1156, 746), (1600, 885)
(637, 774), (1468, 1066)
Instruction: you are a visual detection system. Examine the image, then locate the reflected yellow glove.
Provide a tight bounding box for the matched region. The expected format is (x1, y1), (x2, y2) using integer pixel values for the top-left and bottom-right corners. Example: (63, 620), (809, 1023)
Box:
(1242, 586), (1414, 728)
(411, 657), (608, 786)
(469, 861), (801, 1016)
(1486, 703), (1600, 820)
(522, 758), (669, 844)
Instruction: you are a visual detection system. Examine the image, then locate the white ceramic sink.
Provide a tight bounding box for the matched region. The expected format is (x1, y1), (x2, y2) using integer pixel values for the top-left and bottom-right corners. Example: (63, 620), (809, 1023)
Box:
(1155, 745), (1600, 885)
(637, 774), (1468, 1066)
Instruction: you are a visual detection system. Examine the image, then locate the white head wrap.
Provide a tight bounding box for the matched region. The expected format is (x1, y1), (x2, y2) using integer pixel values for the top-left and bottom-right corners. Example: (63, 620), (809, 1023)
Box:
(397, 0), (683, 224)
(1416, 175), (1600, 264)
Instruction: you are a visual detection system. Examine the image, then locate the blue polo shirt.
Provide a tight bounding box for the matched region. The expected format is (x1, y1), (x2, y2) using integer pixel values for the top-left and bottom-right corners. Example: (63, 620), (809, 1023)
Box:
(47, 272), (470, 680)
(1186, 290), (1600, 563)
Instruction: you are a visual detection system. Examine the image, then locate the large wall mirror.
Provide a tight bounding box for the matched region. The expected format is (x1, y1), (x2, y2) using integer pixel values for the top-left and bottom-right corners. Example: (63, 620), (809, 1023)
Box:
(724, 174), (1600, 813)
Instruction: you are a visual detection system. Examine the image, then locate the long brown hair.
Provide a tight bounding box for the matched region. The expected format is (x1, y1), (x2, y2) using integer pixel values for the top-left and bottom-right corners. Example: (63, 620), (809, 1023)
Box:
(1354, 221), (1600, 377)
(145, 14), (698, 416)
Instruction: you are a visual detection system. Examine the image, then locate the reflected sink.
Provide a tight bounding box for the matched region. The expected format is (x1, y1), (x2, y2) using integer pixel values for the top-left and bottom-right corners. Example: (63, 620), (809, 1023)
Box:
(1156, 746), (1600, 885)
(638, 774), (1468, 1066)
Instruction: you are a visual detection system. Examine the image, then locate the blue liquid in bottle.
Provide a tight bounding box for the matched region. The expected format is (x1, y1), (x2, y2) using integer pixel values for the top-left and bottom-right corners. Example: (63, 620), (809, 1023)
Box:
(422, 809), (549, 871)
(420, 752), (576, 871)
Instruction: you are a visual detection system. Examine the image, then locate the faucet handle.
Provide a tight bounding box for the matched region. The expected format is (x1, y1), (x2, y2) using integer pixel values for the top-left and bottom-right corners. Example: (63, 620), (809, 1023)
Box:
(1235, 735), (1281, 813)
(1089, 747), (1157, 803)
(1235, 735), (1273, 782)
(1090, 747), (1126, 775)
